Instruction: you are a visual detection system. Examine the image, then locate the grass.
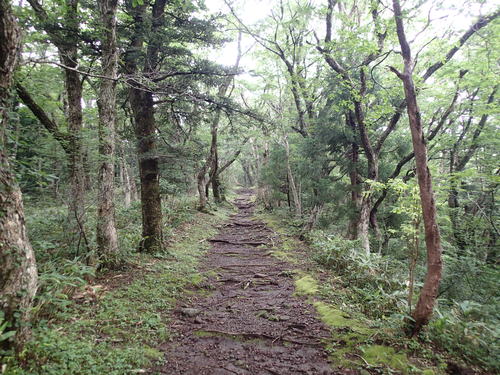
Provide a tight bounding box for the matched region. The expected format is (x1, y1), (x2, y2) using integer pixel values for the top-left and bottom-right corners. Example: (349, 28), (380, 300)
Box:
(3, 205), (232, 375)
(257, 210), (442, 375)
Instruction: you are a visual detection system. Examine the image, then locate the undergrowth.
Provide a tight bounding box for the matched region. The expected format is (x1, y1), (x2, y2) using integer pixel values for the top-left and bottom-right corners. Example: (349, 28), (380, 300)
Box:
(2, 197), (230, 375)
(259, 208), (499, 374)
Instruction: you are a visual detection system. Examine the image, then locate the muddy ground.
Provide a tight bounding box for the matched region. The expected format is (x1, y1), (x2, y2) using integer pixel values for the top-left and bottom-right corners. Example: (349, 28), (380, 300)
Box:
(152, 190), (355, 375)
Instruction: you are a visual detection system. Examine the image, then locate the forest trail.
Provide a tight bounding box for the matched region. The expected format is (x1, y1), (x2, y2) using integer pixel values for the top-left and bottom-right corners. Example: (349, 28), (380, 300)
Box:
(153, 189), (349, 374)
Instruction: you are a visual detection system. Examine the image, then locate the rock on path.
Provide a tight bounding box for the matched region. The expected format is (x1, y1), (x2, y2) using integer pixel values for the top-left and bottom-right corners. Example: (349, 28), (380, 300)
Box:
(152, 189), (353, 375)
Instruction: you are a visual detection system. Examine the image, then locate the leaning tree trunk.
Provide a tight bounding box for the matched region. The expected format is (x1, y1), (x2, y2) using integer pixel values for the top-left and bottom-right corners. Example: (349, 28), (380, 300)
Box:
(392, 0), (443, 335)
(96, 0), (119, 266)
(0, 0), (38, 353)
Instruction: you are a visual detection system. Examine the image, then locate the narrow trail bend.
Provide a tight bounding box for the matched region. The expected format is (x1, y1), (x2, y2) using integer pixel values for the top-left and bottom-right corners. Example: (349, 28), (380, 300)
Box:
(155, 190), (350, 375)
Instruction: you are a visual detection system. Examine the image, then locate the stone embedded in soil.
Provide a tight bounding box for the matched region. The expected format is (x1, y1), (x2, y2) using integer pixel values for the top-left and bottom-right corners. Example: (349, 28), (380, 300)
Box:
(153, 189), (350, 375)
(179, 308), (201, 317)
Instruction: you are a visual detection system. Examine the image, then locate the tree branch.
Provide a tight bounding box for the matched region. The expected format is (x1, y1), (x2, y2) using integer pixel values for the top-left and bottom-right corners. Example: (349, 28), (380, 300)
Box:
(16, 83), (71, 154)
(422, 9), (500, 81)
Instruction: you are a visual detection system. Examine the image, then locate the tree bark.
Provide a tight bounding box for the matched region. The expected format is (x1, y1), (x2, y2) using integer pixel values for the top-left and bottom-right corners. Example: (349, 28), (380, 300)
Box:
(60, 2), (87, 251)
(212, 171), (222, 203)
(284, 136), (301, 217)
(130, 89), (163, 252)
(303, 202), (324, 233)
(209, 135), (222, 203)
(124, 0), (166, 252)
(357, 197), (371, 255)
(392, 0), (443, 335)
(257, 140), (272, 209)
(129, 164), (139, 202)
(121, 156), (132, 208)
(0, 0), (38, 353)
(242, 162), (254, 186)
(96, 0), (119, 266)
(197, 163), (210, 211)
(205, 109), (220, 205)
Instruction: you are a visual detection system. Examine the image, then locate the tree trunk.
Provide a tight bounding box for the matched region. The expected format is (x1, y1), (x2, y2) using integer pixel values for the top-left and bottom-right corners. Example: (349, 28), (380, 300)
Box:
(242, 162), (253, 186)
(124, 0), (166, 252)
(212, 173), (222, 203)
(347, 142), (361, 239)
(203, 111), (219, 206)
(392, 0), (443, 335)
(209, 136), (222, 203)
(357, 197), (371, 255)
(197, 164), (209, 211)
(96, 0), (119, 266)
(0, 0), (38, 353)
(129, 165), (139, 202)
(346, 112), (361, 239)
(284, 137), (301, 217)
(303, 202), (324, 233)
(209, 127), (221, 204)
(206, 39), (242, 204)
(119, 155), (125, 186)
(448, 154), (467, 252)
(353, 102), (378, 255)
(121, 157), (132, 208)
(55, 0), (89, 252)
(130, 89), (163, 252)
(64, 63), (87, 247)
(257, 140), (272, 209)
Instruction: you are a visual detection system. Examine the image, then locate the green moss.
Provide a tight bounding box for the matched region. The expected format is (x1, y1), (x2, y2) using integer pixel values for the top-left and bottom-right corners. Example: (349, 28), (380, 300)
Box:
(313, 300), (374, 336)
(254, 211), (443, 375)
(362, 345), (410, 373)
(422, 369), (436, 375)
(314, 300), (416, 373)
(314, 301), (350, 326)
(270, 250), (294, 262)
(295, 275), (319, 295)
(189, 273), (204, 285)
(143, 346), (163, 360)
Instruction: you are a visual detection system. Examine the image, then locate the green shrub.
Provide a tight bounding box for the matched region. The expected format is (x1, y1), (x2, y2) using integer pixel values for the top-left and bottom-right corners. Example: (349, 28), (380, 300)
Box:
(426, 301), (500, 371)
(307, 230), (408, 318)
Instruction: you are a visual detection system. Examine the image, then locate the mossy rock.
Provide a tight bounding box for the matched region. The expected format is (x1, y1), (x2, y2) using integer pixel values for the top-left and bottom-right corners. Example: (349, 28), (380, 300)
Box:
(361, 345), (410, 374)
(313, 301), (374, 335)
(295, 275), (319, 295)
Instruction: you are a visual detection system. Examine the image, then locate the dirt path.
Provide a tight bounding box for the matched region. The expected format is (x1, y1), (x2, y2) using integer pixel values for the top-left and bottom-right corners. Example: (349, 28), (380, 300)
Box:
(154, 190), (350, 374)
